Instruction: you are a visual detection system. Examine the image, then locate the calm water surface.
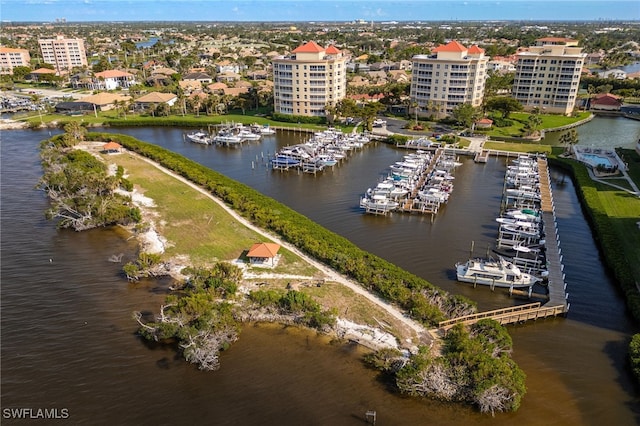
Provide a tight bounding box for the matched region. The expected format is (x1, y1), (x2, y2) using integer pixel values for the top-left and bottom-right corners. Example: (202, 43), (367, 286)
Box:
(2, 117), (639, 425)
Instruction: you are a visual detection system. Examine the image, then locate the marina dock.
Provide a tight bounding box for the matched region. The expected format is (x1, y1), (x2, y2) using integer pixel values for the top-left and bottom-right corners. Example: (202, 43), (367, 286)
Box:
(441, 155), (569, 332)
(537, 157), (569, 309)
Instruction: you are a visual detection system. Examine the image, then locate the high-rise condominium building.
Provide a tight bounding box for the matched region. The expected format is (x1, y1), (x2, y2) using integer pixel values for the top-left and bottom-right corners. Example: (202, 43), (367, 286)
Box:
(0, 47), (31, 75)
(410, 40), (488, 118)
(272, 41), (347, 117)
(38, 35), (88, 73)
(512, 37), (586, 115)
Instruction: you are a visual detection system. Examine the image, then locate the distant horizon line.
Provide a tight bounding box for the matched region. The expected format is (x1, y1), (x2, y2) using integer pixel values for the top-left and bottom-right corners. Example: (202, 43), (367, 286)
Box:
(3, 19), (639, 24)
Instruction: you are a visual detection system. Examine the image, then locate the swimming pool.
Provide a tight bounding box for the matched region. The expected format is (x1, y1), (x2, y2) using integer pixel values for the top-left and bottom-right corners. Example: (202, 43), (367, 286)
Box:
(579, 153), (615, 169)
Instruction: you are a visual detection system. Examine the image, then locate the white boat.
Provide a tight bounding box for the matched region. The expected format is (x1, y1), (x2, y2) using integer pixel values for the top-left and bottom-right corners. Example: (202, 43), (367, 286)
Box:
(317, 154), (338, 167)
(186, 131), (212, 145)
(260, 125), (276, 135)
(455, 256), (540, 288)
(360, 194), (399, 213)
(237, 129), (262, 141)
(505, 208), (541, 222)
(271, 155), (300, 168)
(252, 123), (276, 135)
(213, 131), (243, 145)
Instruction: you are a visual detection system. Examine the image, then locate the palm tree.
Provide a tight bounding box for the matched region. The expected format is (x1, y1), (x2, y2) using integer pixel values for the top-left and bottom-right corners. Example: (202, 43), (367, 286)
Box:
(559, 129), (579, 155)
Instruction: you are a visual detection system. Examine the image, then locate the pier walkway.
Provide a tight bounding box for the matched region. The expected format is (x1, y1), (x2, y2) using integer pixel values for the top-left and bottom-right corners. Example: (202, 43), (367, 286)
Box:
(429, 156), (569, 335)
(537, 157), (569, 308)
(430, 302), (567, 335)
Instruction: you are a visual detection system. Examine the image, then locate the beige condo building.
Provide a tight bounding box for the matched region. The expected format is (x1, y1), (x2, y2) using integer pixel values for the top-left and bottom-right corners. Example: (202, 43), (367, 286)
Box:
(0, 47), (31, 75)
(272, 41), (347, 117)
(410, 40), (488, 118)
(512, 37), (586, 115)
(38, 35), (88, 73)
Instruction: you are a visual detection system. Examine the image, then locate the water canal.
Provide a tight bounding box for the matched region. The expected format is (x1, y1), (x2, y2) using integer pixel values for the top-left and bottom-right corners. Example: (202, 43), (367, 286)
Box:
(1, 116), (639, 424)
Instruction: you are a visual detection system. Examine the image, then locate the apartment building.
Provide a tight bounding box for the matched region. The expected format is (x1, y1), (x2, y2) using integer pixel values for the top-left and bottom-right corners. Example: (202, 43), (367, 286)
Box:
(512, 37), (586, 115)
(410, 40), (488, 118)
(38, 35), (88, 73)
(0, 47), (31, 75)
(272, 41), (347, 117)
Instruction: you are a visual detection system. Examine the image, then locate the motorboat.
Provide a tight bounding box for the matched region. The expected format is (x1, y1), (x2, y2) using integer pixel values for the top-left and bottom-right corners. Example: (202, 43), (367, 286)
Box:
(360, 194), (399, 213)
(504, 208), (541, 222)
(213, 130), (243, 145)
(455, 256), (541, 288)
(237, 129), (262, 141)
(186, 131), (212, 145)
(253, 123), (276, 135)
(271, 155), (300, 168)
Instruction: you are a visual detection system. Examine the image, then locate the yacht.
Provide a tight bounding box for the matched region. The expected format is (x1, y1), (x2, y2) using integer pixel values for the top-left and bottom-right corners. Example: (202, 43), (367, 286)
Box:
(360, 194), (399, 214)
(186, 131), (212, 145)
(237, 128), (262, 141)
(213, 130), (243, 145)
(455, 256), (541, 288)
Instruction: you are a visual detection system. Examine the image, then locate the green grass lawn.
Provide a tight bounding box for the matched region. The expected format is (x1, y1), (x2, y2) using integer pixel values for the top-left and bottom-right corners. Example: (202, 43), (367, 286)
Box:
(483, 111), (591, 139)
(594, 182), (640, 281)
(105, 151), (317, 276)
(484, 140), (552, 154)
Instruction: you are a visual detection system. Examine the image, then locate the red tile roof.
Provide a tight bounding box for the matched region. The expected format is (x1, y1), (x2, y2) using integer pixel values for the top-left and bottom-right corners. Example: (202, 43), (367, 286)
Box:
(325, 45), (341, 54)
(292, 41), (325, 53)
(31, 67), (57, 74)
(467, 45), (484, 54)
(247, 243), (281, 258)
(592, 93), (622, 106)
(102, 141), (122, 151)
(432, 40), (467, 53)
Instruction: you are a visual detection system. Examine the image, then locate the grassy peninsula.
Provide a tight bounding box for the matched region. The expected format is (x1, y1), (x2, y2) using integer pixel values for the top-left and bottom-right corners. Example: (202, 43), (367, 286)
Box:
(37, 126), (528, 414)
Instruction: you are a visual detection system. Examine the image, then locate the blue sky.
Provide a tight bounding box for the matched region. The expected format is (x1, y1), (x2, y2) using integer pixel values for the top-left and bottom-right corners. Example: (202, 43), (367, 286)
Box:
(1, 0), (639, 22)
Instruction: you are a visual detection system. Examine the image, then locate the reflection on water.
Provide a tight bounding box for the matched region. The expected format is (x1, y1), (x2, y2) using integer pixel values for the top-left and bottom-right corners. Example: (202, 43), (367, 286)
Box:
(2, 118), (639, 425)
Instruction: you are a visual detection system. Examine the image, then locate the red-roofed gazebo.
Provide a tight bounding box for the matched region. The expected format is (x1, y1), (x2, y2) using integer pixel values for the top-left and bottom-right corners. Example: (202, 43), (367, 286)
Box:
(246, 242), (281, 267)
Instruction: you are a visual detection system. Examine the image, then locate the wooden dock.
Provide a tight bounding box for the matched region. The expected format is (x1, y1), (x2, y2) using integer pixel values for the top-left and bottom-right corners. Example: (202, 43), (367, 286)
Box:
(430, 302), (567, 335)
(537, 157), (569, 308)
(474, 150), (489, 163)
(432, 156), (569, 335)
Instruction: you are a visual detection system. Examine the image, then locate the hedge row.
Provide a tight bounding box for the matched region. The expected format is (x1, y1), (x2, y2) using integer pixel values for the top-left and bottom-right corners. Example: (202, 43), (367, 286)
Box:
(89, 132), (476, 326)
(549, 157), (640, 322)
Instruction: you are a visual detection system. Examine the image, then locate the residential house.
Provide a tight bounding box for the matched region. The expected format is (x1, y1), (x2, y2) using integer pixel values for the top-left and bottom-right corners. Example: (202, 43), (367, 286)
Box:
(134, 92), (178, 110)
(179, 80), (203, 94)
(78, 92), (131, 111)
(28, 68), (57, 82)
(216, 72), (241, 83)
(366, 70), (388, 85)
(93, 70), (136, 90)
(247, 70), (268, 80)
(349, 75), (370, 88)
(388, 70), (410, 83)
(207, 82), (228, 94)
(183, 71), (213, 84)
(216, 60), (240, 74)
(590, 93), (623, 111)
(599, 69), (627, 80)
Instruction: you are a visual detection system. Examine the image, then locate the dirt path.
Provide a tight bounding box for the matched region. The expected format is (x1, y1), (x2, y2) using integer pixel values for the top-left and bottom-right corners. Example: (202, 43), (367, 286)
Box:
(130, 150), (428, 341)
